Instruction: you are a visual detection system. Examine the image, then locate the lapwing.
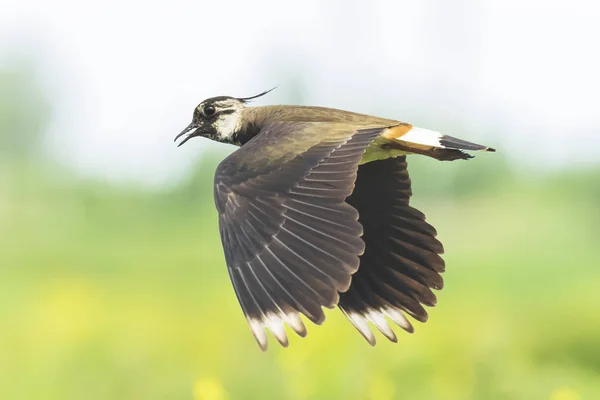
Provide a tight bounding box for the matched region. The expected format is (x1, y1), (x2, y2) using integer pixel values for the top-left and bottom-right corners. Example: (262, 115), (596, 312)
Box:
(175, 88), (495, 351)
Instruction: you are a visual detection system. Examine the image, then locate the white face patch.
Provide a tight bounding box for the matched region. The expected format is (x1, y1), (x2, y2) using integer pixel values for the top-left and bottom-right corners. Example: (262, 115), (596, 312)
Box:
(209, 99), (244, 142)
(214, 110), (242, 141)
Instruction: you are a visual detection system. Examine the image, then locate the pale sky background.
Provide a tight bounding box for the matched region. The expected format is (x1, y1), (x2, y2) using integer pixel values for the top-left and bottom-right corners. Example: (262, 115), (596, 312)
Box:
(1, 0), (599, 187)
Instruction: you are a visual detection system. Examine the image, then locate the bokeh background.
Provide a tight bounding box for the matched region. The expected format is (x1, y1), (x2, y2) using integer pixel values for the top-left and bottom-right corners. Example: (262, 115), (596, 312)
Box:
(1, 1), (599, 399)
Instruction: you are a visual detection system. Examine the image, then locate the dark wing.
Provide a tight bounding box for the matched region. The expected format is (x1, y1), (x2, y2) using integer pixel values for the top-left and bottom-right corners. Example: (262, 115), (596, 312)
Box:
(214, 122), (383, 350)
(340, 156), (445, 344)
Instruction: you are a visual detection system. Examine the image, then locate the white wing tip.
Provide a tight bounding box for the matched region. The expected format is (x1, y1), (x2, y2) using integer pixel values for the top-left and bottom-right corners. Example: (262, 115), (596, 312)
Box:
(342, 306), (414, 345)
(247, 311), (308, 350)
(367, 310), (398, 342)
(248, 318), (269, 351)
(285, 312), (308, 337)
(344, 310), (377, 345)
(383, 306), (414, 333)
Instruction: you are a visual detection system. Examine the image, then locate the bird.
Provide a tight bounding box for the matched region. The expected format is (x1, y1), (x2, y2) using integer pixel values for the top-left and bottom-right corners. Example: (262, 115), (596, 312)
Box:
(175, 88), (495, 351)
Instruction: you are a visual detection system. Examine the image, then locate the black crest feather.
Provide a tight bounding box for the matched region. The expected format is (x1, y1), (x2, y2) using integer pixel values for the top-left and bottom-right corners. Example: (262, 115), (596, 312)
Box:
(236, 86), (278, 103)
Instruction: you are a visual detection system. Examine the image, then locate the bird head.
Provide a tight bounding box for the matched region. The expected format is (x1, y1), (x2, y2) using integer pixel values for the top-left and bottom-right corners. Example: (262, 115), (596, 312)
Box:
(175, 88), (276, 147)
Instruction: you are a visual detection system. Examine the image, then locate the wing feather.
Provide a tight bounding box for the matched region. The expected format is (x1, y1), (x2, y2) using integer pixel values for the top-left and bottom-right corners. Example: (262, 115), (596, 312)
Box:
(340, 156), (446, 344)
(214, 123), (384, 350)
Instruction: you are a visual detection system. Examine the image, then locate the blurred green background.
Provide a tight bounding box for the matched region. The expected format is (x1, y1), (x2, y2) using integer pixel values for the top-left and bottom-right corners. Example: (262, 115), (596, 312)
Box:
(2, 59), (599, 400)
(2, 2), (600, 399)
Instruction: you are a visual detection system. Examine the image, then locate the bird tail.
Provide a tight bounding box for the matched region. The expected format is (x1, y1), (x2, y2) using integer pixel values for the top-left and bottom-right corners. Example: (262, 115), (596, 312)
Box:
(382, 125), (496, 161)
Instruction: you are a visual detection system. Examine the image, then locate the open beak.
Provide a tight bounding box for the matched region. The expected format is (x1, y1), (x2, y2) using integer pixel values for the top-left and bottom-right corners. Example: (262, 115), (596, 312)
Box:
(174, 122), (200, 147)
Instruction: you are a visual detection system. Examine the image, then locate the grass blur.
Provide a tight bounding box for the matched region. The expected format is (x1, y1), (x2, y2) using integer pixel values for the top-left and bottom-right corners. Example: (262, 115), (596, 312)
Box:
(1, 64), (600, 399)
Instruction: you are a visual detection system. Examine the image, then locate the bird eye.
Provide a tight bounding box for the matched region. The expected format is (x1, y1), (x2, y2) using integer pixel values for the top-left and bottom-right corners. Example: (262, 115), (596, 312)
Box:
(204, 105), (216, 117)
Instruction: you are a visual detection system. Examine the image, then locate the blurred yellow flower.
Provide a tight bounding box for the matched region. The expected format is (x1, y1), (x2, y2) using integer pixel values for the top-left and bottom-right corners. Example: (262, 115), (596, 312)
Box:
(550, 386), (580, 400)
(368, 374), (395, 400)
(194, 377), (228, 400)
(33, 278), (101, 342)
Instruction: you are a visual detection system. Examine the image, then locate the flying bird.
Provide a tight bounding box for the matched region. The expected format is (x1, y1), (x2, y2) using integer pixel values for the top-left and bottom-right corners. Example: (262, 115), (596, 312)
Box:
(175, 88), (495, 351)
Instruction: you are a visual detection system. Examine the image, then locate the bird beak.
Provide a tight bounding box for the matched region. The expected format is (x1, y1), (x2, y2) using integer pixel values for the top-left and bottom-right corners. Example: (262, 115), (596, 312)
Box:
(174, 122), (199, 147)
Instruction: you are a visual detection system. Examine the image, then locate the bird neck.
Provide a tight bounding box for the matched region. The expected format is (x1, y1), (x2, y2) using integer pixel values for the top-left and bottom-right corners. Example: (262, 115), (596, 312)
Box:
(230, 124), (260, 146)
(229, 108), (264, 146)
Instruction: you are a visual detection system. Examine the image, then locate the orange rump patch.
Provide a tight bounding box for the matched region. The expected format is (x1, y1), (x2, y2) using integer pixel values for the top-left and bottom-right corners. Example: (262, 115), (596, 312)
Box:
(381, 123), (413, 140)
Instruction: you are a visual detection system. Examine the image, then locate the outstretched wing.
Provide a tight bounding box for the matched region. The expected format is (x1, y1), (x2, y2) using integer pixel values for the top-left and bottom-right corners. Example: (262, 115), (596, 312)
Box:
(340, 156), (445, 344)
(214, 121), (383, 350)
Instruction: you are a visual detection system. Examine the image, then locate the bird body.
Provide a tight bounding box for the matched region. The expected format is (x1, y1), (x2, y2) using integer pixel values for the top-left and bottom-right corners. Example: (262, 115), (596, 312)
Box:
(194, 104), (492, 165)
(176, 90), (495, 351)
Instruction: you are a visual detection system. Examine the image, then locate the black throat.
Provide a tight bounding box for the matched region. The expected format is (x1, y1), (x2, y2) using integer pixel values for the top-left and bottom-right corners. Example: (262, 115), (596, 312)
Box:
(230, 122), (261, 146)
